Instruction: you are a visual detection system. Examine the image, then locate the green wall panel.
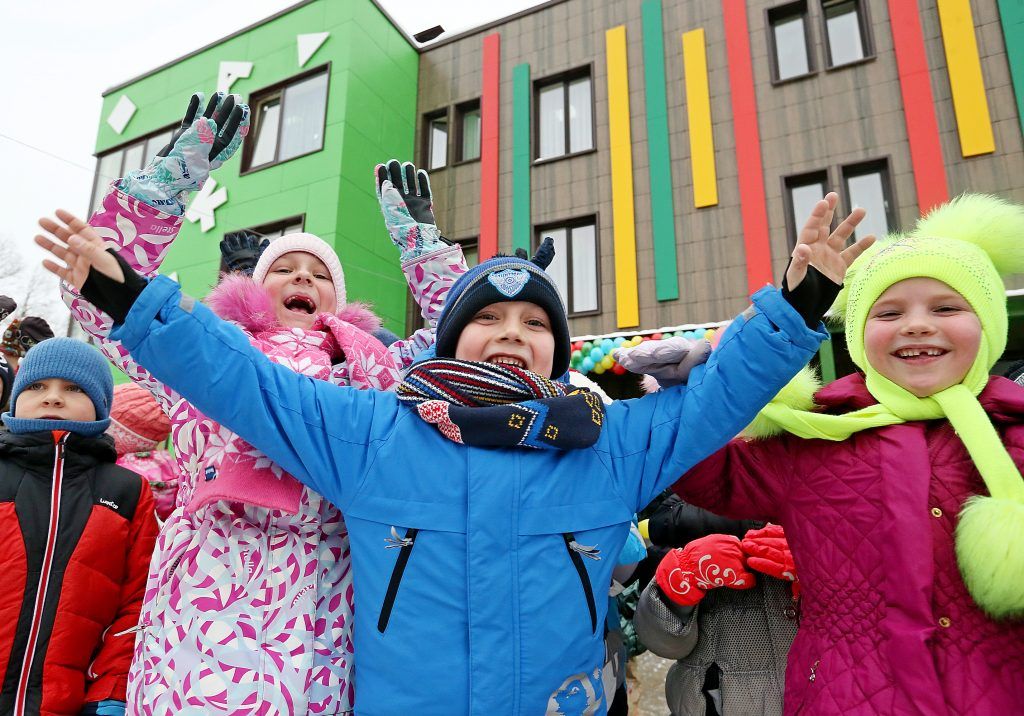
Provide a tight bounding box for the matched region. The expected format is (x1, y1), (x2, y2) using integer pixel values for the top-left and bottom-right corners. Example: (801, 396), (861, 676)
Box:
(997, 0), (1024, 138)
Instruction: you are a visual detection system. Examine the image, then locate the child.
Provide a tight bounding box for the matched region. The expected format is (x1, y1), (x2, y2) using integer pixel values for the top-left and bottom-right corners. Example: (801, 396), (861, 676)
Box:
(37, 191), (868, 713)
(649, 194), (1024, 714)
(108, 383), (178, 521)
(1, 315), (55, 373)
(0, 338), (157, 716)
(40, 93), (468, 714)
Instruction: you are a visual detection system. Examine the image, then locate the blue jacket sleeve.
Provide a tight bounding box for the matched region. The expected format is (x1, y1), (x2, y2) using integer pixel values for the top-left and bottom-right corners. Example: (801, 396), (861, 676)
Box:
(604, 286), (825, 512)
(110, 276), (397, 508)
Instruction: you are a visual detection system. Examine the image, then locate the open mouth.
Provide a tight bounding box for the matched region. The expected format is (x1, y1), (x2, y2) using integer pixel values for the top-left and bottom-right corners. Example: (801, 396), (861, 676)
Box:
(283, 294), (316, 315)
(892, 347), (948, 362)
(40, 414), (65, 420)
(488, 355), (527, 369)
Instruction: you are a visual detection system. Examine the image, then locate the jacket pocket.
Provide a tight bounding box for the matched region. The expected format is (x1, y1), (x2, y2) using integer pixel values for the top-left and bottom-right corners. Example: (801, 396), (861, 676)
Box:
(562, 532), (600, 633)
(377, 526), (418, 634)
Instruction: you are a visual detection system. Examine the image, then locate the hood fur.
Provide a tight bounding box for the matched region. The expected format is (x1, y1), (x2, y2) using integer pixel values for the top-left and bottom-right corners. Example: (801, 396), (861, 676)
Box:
(206, 273), (382, 335)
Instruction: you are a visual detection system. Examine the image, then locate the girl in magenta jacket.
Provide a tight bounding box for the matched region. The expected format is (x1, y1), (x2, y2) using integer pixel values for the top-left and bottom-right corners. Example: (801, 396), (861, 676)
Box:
(658, 194), (1024, 715)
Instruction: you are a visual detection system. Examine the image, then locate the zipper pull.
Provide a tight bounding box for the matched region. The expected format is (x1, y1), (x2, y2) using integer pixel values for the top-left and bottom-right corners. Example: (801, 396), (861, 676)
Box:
(808, 659), (820, 683)
(385, 526), (415, 549)
(113, 622), (147, 638)
(568, 540), (601, 561)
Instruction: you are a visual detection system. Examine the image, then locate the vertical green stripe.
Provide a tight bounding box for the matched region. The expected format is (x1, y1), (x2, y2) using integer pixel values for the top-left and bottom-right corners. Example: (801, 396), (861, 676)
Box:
(997, 0), (1024, 138)
(641, 0), (680, 301)
(818, 334), (837, 384)
(512, 63), (532, 254)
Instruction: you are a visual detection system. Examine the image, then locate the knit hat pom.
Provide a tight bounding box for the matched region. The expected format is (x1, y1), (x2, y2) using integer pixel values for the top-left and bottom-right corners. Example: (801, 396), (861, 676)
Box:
(955, 494), (1024, 619)
(912, 193), (1024, 277)
(741, 365), (822, 439)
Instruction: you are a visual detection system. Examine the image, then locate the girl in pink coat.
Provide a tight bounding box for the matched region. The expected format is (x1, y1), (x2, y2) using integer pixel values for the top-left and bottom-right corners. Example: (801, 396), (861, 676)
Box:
(44, 94), (466, 714)
(626, 194), (1024, 715)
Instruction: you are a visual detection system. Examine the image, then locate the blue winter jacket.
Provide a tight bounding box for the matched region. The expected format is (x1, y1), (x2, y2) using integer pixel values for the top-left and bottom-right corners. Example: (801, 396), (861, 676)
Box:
(111, 277), (824, 715)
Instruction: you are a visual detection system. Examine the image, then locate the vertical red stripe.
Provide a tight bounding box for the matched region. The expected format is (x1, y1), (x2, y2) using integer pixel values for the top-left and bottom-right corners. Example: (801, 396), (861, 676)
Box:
(888, 0), (949, 213)
(722, 0), (774, 295)
(480, 33), (501, 260)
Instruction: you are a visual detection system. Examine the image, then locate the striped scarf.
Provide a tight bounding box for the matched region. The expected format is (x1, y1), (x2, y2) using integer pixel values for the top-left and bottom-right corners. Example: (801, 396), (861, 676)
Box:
(397, 359), (605, 450)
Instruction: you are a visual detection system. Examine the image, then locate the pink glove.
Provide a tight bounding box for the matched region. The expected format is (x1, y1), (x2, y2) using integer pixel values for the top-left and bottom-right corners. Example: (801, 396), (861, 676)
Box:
(741, 523), (800, 597)
(655, 533), (756, 607)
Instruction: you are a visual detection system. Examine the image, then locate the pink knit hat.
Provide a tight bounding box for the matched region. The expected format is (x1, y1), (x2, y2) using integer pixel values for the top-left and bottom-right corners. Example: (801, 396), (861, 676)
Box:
(251, 232), (346, 305)
(108, 383), (171, 456)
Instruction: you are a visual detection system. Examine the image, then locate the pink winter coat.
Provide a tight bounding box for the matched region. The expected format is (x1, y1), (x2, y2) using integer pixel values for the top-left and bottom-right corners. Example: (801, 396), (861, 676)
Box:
(674, 373), (1024, 716)
(65, 185), (466, 715)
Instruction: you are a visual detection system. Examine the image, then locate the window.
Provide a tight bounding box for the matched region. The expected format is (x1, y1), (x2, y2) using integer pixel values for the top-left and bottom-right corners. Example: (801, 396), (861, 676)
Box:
(424, 111), (448, 170)
(455, 101), (481, 163)
(535, 71), (593, 161)
(768, 2), (813, 82)
(842, 159), (894, 241)
(243, 67), (328, 172)
(455, 237), (479, 267)
(536, 219), (599, 315)
(783, 170), (830, 250)
(219, 216), (305, 273)
(822, 0), (871, 67)
(90, 125), (174, 213)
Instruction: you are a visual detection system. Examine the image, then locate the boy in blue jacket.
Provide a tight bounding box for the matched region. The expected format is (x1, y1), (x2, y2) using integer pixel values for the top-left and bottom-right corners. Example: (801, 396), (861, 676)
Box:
(36, 193), (869, 715)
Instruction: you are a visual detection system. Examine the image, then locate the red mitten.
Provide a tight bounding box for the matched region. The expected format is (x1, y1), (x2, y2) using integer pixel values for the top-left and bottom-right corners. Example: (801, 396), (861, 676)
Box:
(741, 523), (800, 597)
(655, 534), (757, 607)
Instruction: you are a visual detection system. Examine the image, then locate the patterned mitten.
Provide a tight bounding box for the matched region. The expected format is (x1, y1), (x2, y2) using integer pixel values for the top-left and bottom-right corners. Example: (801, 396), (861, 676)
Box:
(655, 533), (756, 606)
(741, 523), (800, 596)
(613, 337), (711, 388)
(119, 92), (249, 216)
(375, 159), (445, 262)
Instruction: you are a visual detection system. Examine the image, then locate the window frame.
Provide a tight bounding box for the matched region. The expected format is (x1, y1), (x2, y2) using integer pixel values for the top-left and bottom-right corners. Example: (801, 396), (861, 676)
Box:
(239, 63), (331, 175)
(454, 99), (482, 165)
(819, 0), (875, 70)
(90, 123), (178, 214)
(422, 108), (450, 171)
(840, 156), (897, 242)
(781, 168), (833, 252)
(218, 215), (306, 274)
(534, 215), (602, 317)
(454, 236), (479, 267)
(766, 1), (817, 85)
(532, 65), (597, 165)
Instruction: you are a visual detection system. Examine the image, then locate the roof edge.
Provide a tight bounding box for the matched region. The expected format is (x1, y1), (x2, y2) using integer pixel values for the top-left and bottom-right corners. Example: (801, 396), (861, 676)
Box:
(413, 0), (569, 52)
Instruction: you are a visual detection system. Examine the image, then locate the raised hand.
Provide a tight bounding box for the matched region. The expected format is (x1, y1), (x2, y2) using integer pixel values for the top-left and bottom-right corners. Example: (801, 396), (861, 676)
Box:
(36, 210), (125, 291)
(374, 159), (444, 261)
(119, 92), (250, 216)
(786, 192), (876, 289)
(220, 231), (270, 276)
(655, 533), (756, 607)
(612, 336), (711, 387)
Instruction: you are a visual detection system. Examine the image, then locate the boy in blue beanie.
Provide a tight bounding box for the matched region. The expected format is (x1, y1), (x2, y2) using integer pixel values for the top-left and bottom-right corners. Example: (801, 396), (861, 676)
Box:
(0, 338), (156, 716)
(39, 191), (870, 714)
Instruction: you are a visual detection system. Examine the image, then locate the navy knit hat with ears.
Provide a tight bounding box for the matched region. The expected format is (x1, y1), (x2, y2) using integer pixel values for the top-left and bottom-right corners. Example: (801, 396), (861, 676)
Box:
(434, 238), (570, 378)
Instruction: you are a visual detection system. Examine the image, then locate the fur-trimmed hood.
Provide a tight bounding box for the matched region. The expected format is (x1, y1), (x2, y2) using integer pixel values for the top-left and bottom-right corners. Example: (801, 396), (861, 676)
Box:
(205, 273), (381, 336)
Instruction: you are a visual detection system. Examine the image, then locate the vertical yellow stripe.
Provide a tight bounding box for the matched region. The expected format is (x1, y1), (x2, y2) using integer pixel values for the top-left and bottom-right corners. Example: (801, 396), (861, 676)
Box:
(605, 25), (640, 328)
(683, 29), (718, 207)
(937, 0), (995, 156)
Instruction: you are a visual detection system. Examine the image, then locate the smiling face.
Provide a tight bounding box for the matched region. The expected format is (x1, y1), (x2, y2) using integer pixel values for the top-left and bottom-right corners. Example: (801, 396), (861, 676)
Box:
(15, 378), (96, 422)
(454, 301), (556, 377)
(261, 251), (338, 330)
(863, 277), (982, 398)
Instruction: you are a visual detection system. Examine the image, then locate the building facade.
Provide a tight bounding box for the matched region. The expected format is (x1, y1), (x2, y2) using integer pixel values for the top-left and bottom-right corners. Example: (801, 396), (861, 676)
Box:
(414, 0), (1024, 380)
(91, 0), (418, 330)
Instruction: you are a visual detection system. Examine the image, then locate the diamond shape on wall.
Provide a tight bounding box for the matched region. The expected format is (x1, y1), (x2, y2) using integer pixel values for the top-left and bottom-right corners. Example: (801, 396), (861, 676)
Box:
(297, 32), (330, 67)
(107, 95), (137, 134)
(185, 178), (228, 232)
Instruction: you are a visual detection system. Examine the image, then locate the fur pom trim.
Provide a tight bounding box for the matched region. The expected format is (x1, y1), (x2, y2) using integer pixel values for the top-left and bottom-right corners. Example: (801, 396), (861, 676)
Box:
(206, 273), (382, 335)
(912, 193), (1024, 277)
(740, 365), (822, 439)
(954, 494), (1024, 620)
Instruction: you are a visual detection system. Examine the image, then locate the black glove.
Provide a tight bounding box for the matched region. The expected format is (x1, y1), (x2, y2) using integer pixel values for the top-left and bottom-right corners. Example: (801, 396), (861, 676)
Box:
(220, 231), (270, 276)
(81, 251), (150, 325)
(781, 261), (841, 329)
(157, 92), (247, 161)
(376, 159), (436, 226)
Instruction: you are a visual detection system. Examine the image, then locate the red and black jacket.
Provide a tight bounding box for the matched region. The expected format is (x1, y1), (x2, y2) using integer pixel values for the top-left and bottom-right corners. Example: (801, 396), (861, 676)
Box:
(0, 429), (157, 716)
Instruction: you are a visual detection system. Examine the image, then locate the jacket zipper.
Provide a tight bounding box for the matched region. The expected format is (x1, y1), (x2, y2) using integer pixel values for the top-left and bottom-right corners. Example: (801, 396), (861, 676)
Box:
(562, 533), (600, 634)
(377, 527), (418, 633)
(13, 431), (68, 716)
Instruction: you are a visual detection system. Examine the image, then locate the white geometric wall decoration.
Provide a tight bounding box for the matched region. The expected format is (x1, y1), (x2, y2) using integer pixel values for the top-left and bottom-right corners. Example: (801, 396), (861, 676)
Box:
(106, 95), (137, 134)
(217, 61), (254, 93)
(185, 178), (228, 233)
(297, 32), (330, 67)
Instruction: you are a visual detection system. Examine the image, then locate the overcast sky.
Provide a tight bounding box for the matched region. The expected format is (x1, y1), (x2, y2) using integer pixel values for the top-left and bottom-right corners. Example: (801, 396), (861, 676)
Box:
(0, 0), (542, 264)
